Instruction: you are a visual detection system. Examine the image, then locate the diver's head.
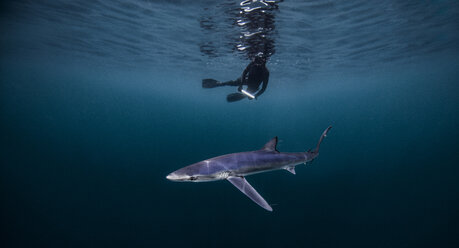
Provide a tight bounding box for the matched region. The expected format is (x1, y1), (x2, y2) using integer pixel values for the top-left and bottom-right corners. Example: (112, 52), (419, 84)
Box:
(253, 53), (267, 65)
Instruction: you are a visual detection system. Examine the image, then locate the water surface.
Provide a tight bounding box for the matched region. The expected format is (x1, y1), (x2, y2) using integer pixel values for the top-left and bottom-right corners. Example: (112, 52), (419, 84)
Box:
(1, 1), (459, 247)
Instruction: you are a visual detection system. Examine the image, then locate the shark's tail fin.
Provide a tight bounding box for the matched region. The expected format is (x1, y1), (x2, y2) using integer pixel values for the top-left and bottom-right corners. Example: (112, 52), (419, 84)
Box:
(311, 126), (332, 154)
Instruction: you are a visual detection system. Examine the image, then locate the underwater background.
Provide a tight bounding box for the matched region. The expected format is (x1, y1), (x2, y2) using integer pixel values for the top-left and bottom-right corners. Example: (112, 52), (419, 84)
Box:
(1, 0), (459, 247)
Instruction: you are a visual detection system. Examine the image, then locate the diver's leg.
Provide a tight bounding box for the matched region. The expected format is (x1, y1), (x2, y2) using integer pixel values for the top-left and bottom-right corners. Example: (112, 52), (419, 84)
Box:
(221, 77), (242, 86)
(246, 81), (260, 94)
(203, 78), (242, 88)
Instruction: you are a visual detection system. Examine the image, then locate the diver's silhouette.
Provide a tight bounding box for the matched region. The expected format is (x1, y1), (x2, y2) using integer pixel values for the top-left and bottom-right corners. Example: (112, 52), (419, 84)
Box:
(202, 54), (269, 102)
(201, 0), (280, 102)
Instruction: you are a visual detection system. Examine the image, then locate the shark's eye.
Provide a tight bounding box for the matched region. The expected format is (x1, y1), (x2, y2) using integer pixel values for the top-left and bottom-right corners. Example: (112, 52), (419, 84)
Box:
(189, 176), (197, 181)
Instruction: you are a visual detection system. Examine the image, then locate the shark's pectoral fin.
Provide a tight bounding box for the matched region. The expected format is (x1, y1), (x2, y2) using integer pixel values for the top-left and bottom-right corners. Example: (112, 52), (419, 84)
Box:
(285, 166), (296, 175)
(227, 176), (273, 211)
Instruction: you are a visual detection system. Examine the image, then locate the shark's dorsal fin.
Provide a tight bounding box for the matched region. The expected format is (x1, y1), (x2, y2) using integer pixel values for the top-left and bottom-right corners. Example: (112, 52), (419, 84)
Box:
(262, 137), (279, 152)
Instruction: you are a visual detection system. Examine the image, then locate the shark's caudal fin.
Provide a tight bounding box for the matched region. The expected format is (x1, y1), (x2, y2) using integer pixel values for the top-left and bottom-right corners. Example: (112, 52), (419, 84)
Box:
(311, 126), (332, 153)
(227, 176), (273, 211)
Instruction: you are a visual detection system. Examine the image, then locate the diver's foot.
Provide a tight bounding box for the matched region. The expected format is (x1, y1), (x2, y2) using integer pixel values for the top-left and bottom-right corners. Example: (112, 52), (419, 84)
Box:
(226, 92), (246, 102)
(202, 78), (221, 88)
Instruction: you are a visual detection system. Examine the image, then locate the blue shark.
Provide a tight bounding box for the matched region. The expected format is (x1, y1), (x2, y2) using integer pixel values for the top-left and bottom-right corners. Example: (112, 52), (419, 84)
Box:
(166, 126), (332, 211)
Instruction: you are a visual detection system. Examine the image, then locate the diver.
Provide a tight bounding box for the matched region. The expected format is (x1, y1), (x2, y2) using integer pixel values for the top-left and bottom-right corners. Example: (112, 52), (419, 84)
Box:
(202, 54), (269, 102)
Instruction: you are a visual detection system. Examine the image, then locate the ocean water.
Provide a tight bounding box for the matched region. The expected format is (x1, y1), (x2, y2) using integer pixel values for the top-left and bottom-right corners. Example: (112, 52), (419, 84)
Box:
(1, 1), (459, 247)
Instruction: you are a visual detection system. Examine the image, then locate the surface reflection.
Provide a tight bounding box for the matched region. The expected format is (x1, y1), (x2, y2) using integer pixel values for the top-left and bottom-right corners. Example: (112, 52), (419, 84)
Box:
(201, 0), (282, 102)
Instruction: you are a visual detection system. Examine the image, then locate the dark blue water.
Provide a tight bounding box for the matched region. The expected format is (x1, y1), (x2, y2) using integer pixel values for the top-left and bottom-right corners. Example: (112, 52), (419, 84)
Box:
(1, 1), (459, 247)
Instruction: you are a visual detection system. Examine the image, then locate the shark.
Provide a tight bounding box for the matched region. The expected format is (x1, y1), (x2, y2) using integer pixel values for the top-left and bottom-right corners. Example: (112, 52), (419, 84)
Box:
(166, 126), (332, 211)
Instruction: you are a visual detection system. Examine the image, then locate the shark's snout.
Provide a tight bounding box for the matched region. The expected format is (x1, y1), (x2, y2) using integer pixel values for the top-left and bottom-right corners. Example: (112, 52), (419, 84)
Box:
(166, 171), (197, 182)
(166, 172), (179, 181)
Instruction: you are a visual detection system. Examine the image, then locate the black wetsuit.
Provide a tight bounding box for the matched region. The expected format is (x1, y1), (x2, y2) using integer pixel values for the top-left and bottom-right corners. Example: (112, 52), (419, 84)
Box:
(224, 60), (269, 98)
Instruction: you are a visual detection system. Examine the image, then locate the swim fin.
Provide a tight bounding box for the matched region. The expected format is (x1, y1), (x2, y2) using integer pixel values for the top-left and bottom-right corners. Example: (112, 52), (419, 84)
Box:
(202, 78), (220, 88)
(226, 92), (246, 102)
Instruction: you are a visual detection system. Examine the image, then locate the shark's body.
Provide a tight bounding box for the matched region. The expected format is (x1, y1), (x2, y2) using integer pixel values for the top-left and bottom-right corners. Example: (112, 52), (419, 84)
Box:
(166, 126), (331, 211)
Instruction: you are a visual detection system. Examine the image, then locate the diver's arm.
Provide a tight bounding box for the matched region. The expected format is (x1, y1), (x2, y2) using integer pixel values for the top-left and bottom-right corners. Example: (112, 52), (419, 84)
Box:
(238, 67), (249, 92)
(255, 70), (269, 98)
(240, 62), (252, 86)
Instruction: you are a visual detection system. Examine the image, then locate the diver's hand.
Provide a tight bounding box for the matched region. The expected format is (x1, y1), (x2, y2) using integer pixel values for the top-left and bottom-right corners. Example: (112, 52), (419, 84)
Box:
(237, 86), (242, 92)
